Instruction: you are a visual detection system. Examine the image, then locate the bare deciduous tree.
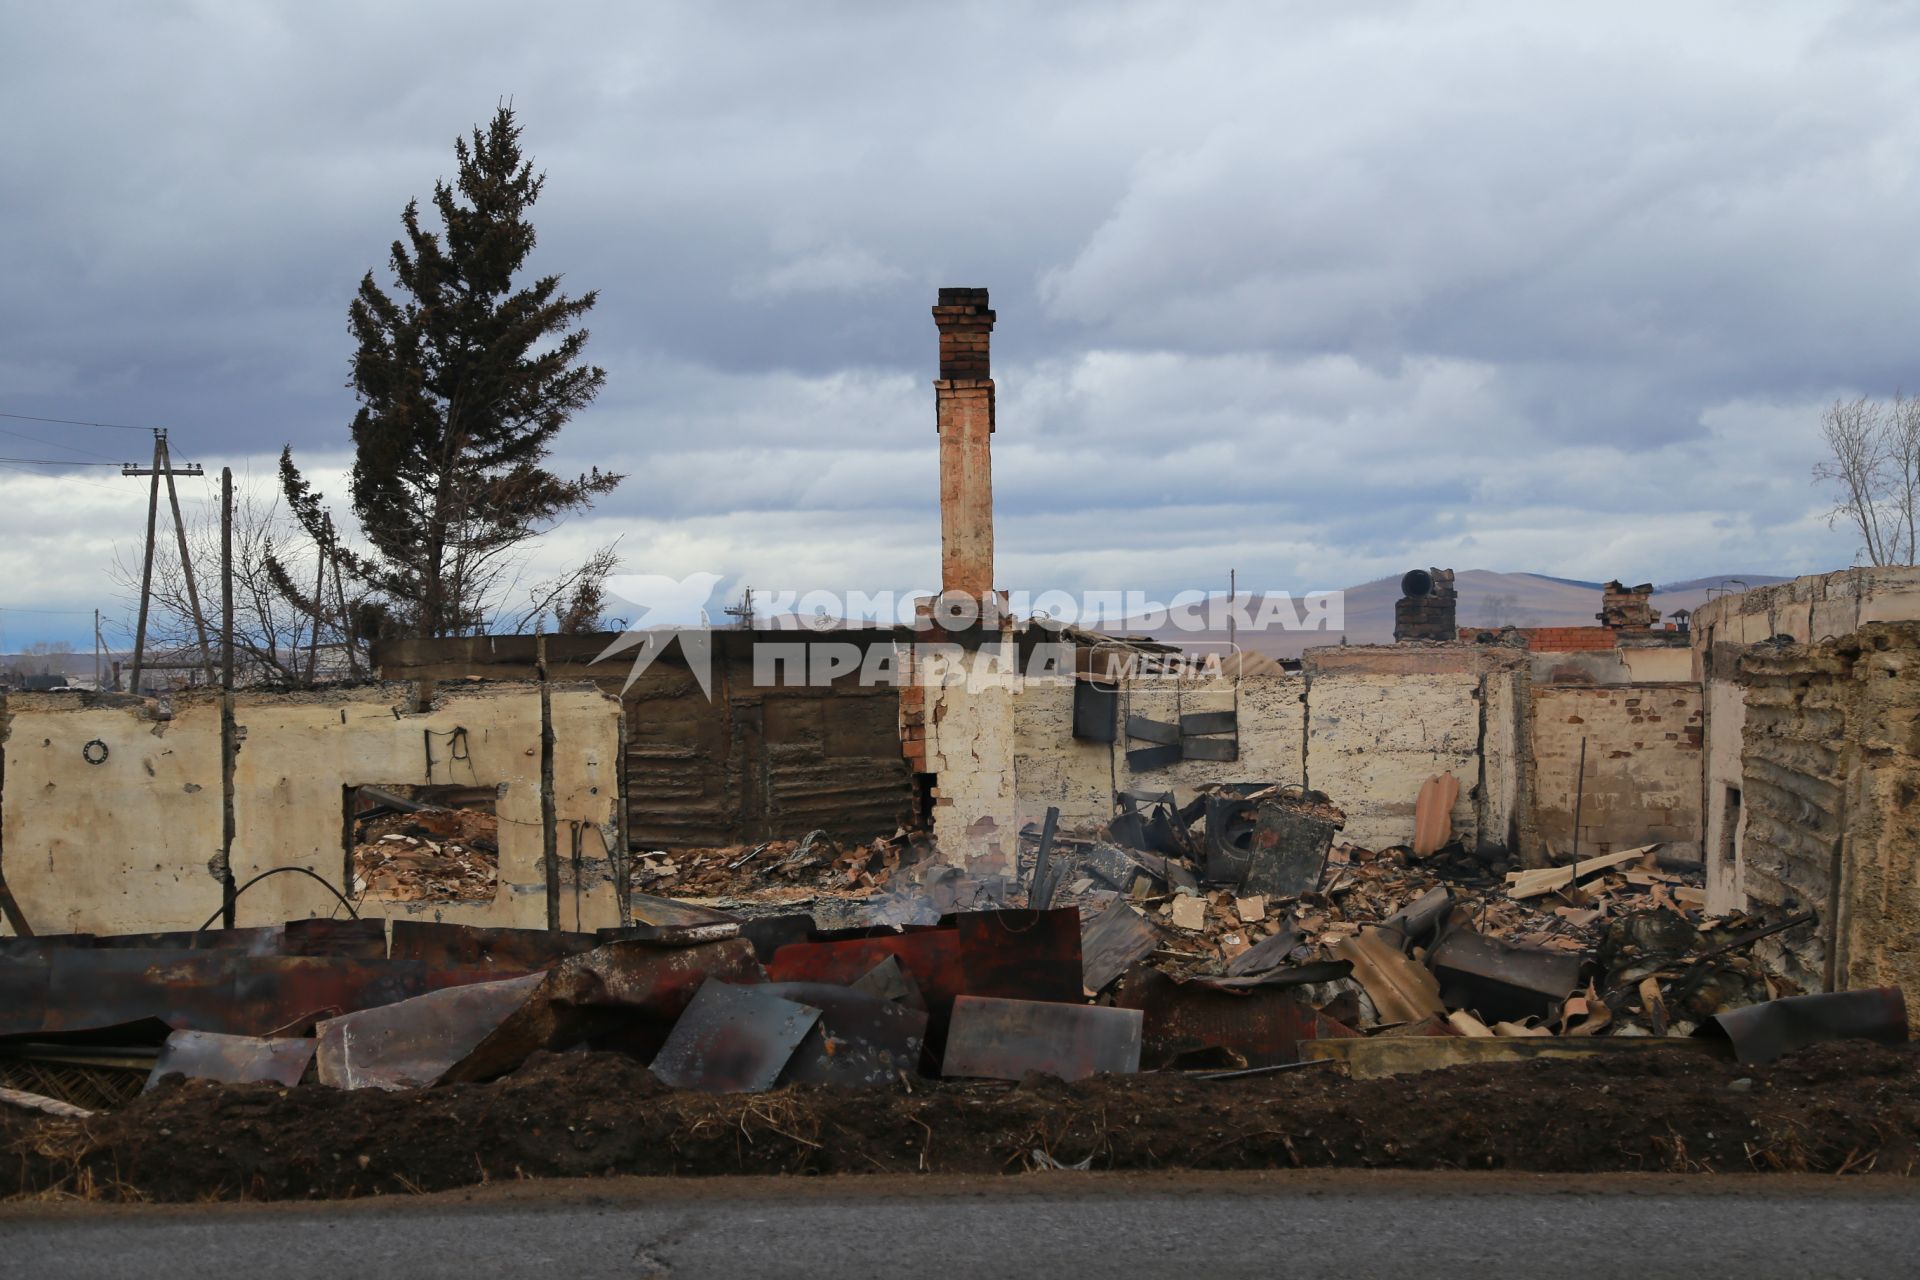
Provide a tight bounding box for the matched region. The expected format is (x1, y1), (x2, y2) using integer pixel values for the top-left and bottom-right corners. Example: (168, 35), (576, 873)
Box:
(1814, 393), (1920, 567)
(1477, 591), (1519, 627)
(504, 538), (623, 635)
(112, 482), (374, 686)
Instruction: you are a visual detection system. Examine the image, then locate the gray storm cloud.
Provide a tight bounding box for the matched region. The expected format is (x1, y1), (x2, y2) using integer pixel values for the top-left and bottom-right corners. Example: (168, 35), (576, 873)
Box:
(0, 1), (1907, 642)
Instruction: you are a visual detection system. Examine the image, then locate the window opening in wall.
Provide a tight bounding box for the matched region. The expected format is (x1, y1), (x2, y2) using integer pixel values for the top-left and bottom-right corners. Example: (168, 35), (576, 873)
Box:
(1720, 785), (1742, 875)
(347, 782), (500, 903)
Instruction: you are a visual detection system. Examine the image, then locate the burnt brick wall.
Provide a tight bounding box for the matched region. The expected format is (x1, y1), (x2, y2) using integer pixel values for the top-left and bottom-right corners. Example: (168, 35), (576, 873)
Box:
(1528, 685), (1703, 862)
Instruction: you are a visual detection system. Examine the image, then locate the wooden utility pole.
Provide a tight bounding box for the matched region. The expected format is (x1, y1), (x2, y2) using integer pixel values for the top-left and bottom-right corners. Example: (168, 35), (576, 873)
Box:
(326, 513), (358, 678)
(307, 520), (327, 684)
(126, 434), (163, 694)
(220, 467), (237, 928)
(123, 430), (208, 692)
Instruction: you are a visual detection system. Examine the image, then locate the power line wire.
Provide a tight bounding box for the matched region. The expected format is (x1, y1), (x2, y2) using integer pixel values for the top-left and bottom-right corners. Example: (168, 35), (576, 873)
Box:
(0, 410), (156, 432)
(0, 456), (123, 466)
(0, 425), (128, 462)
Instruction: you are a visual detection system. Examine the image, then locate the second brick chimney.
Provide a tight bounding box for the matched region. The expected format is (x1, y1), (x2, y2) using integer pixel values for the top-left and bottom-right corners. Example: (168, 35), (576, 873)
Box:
(932, 287), (996, 602)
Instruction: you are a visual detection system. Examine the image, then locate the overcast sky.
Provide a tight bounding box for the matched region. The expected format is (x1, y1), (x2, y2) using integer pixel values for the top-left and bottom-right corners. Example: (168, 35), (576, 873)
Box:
(2, 1), (1915, 644)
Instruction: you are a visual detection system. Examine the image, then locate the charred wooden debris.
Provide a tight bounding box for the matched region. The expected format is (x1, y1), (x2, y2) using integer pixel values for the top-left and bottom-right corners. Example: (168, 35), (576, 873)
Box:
(0, 782), (1905, 1119)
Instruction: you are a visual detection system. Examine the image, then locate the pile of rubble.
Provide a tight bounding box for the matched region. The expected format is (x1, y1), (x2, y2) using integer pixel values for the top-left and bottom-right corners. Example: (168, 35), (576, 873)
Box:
(630, 829), (918, 899)
(1018, 784), (1856, 1059)
(0, 786), (1904, 1145)
(350, 806), (499, 903)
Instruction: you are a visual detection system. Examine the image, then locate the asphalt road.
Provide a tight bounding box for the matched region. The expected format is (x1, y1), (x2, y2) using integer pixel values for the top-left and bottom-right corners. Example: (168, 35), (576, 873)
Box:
(4, 1171), (1917, 1279)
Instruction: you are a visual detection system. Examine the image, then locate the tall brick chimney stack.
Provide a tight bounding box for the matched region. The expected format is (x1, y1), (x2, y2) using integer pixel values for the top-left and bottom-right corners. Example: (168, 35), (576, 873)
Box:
(932, 287), (996, 602)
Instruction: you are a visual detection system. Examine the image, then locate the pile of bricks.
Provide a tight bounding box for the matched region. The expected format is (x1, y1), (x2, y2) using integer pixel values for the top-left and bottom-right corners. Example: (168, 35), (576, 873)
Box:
(1597, 580), (1660, 629)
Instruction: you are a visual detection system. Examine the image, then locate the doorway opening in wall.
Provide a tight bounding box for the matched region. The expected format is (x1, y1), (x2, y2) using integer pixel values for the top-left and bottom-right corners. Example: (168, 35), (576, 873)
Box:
(1720, 785), (1742, 880)
(345, 782), (501, 904)
(912, 772), (937, 831)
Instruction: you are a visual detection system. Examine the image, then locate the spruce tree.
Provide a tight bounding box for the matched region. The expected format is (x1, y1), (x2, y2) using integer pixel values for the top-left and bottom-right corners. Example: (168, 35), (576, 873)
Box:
(277, 106), (619, 638)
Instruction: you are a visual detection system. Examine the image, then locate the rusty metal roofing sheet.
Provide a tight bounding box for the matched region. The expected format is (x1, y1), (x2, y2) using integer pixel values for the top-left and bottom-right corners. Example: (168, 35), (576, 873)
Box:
(768, 930), (966, 1019)
(145, 1030), (317, 1091)
(1225, 923), (1301, 978)
(1334, 927), (1445, 1024)
(848, 955), (926, 1010)
(941, 995), (1141, 1082)
(389, 921), (595, 971)
(315, 973), (547, 1091)
(1430, 929), (1584, 1024)
(1112, 965), (1358, 1069)
(736, 913), (823, 964)
(1701, 987), (1909, 1065)
(649, 979), (820, 1093)
(0, 951), (503, 1041)
(1080, 900), (1158, 993)
(626, 893), (743, 929)
(954, 908), (1084, 1004)
(2, 918), (388, 960)
(439, 938), (766, 1084)
(763, 981), (928, 1087)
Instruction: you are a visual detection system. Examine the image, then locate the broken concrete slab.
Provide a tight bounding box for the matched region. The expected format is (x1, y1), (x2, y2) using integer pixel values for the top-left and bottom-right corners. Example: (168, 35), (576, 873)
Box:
(1169, 895), (1207, 931)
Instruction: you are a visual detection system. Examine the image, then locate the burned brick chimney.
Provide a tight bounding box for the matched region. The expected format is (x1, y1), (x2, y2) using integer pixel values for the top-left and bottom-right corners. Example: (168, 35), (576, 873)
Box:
(1394, 567), (1457, 642)
(1597, 580), (1659, 631)
(932, 287), (996, 601)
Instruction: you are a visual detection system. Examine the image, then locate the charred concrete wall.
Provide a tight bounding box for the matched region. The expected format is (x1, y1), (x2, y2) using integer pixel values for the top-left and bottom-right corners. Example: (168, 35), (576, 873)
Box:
(1832, 628), (1920, 1001)
(1694, 567), (1920, 915)
(1302, 646), (1522, 852)
(1735, 624), (1920, 999)
(925, 639), (1705, 867)
(915, 669), (1021, 874)
(1008, 673), (1308, 831)
(1528, 685), (1703, 860)
(924, 644), (1539, 864)
(0, 682), (625, 937)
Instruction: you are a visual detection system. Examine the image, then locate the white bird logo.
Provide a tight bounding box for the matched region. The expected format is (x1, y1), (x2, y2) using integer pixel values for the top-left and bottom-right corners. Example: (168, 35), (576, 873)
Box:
(592, 572), (727, 698)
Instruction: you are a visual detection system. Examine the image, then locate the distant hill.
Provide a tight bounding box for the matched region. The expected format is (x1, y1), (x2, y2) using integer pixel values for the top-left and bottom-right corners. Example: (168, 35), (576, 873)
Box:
(1111, 570), (1791, 658)
(0, 650), (123, 678)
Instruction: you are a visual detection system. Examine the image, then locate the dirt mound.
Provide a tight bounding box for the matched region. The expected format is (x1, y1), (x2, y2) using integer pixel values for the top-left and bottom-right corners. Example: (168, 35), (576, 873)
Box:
(8, 1041), (1916, 1201)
